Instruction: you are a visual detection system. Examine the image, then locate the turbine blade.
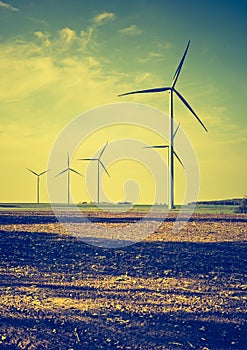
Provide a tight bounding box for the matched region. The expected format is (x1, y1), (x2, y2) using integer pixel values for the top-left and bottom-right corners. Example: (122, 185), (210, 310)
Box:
(174, 89), (208, 132)
(173, 122), (180, 138)
(174, 151), (184, 168)
(144, 145), (169, 149)
(118, 87), (171, 97)
(56, 169), (68, 177)
(67, 153), (70, 167)
(26, 168), (38, 176)
(39, 170), (49, 176)
(99, 160), (110, 177)
(70, 168), (83, 177)
(172, 40), (190, 88)
(99, 141), (108, 159)
(78, 158), (97, 161)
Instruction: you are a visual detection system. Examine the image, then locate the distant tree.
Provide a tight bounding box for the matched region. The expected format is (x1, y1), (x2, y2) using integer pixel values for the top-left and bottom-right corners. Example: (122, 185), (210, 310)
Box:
(235, 196), (247, 213)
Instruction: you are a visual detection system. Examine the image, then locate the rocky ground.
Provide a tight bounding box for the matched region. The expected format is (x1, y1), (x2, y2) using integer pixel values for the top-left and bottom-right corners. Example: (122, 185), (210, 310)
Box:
(0, 210), (246, 349)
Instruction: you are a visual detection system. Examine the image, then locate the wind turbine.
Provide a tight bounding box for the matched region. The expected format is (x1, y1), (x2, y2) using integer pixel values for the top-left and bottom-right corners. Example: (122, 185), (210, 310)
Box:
(118, 40), (207, 209)
(26, 168), (48, 204)
(144, 124), (183, 205)
(78, 142), (110, 205)
(56, 153), (83, 205)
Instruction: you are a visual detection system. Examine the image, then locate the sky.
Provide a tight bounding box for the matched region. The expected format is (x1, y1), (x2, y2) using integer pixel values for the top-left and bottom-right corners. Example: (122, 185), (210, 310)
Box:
(0, 0), (246, 204)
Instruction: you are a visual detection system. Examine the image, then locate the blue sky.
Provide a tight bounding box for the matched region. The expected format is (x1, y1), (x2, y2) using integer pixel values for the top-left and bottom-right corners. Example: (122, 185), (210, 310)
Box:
(0, 0), (246, 203)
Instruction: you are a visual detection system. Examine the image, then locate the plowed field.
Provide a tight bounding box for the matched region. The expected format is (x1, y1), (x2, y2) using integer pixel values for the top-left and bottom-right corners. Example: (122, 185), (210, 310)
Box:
(0, 210), (246, 349)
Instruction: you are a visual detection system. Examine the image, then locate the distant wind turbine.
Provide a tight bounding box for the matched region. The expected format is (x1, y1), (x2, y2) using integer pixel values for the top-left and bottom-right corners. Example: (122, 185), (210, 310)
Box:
(26, 168), (48, 204)
(56, 153), (83, 204)
(118, 40), (207, 209)
(78, 142), (110, 205)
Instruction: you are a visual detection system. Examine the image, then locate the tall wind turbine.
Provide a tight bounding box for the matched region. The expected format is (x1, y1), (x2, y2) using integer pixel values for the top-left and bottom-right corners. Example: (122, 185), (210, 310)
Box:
(78, 142), (110, 205)
(26, 168), (48, 204)
(118, 40), (207, 209)
(56, 153), (83, 205)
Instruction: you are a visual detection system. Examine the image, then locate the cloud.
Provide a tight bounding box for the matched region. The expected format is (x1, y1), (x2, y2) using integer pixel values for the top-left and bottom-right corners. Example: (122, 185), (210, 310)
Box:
(157, 42), (173, 50)
(80, 27), (94, 50)
(0, 26), (121, 108)
(58, 27), (76, 45)
(134, 72), (152, 84)
(92, 12), (116, 26)
(148, 52), (162, 58)
(138, 51), (163, 63)
(33, 27), (95, 54)
(0, 44), (57, 102)
(87, 56), (100, 68)
(0, 1), (19, 12)
(34, 31), (44, 39)
(119, 24), (143, 36)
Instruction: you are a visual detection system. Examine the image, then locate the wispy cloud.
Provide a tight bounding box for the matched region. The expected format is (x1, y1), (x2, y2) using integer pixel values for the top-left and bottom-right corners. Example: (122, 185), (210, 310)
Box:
(92, 12), (116, 26)
(0, 26), (119, 105)
(138, 51), (163, 63)
(33, 26), (96, 54)
(134, 72), (152, 84)
(119, 24), (143, 36)
(80, 27), (94, 50)
(157, 42), (173, 50)
(137, 42), (172, 63)
(0, 1), (19, 12)
(87, 56), (101, 68)
(58, 27), (76, 45)
(149, 52), (162, 58)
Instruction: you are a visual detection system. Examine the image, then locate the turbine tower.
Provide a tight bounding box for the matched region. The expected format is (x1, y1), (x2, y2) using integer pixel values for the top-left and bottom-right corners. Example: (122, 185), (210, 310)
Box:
(26, 168), (48, 204)
(118, 40), (207, 209)
(78, 142), (110, 205)
(56, 153), (83, 204)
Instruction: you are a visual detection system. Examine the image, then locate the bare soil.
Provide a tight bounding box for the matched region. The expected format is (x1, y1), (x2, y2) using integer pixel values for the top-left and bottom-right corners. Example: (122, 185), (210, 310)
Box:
(0, 210), (246, 349)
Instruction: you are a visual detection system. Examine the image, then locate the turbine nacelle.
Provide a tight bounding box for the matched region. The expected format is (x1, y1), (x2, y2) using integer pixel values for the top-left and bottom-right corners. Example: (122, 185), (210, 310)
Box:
(56, 167), (83, 177)
(56, 153), (83, 178)
(118, 86), (207, 133)
(118, 40), (207, 133)
(78, 142), (110, 205)
(55, 153), (83, 205)
(26, 168), (49, 203)
(78, 142), (110, 178)
(27, 168), (49, 177)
